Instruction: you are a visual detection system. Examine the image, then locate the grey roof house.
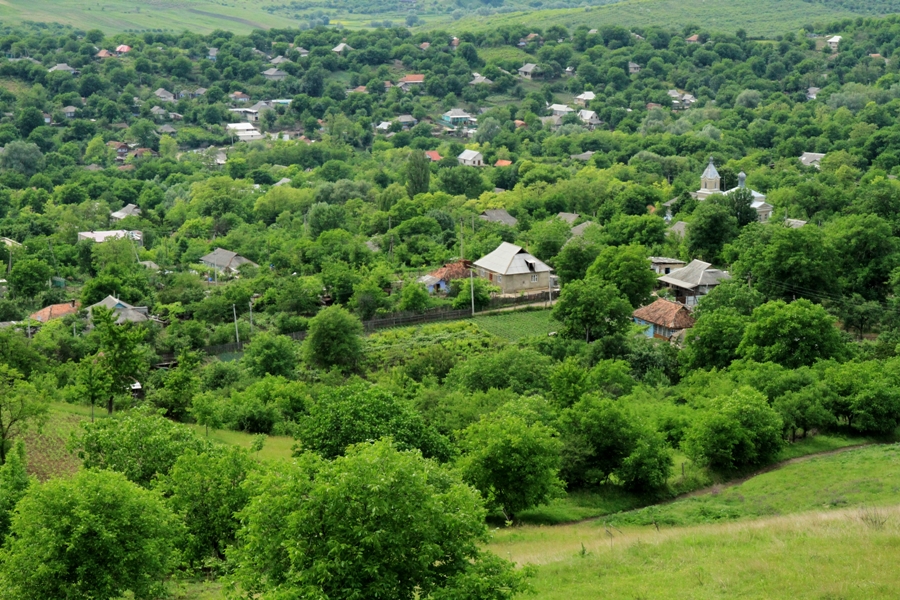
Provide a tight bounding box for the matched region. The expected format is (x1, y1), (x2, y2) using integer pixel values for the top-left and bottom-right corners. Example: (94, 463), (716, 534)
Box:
(89, 295), (151, 324)
(110, 204), (141, 222)
(474, 242), (553, 294)
(479, 209), (518, 226)
(200, 248), (259, 274)
(658, 259), (730, 307)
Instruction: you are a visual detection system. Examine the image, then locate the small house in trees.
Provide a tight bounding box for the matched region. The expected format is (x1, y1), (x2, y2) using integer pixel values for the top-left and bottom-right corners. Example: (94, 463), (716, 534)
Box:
(474, 242), (552, 294)
(332, 42), (353, 54)
(668, 221), (688, 237)
(49, 63), (77, 74)
(557, 212), (579, 225)
(442, 108), (473, 127)
(200, 248), (258, 274)
(648, 257), (686, 275)
(208, 47), (218, 61)
(469, 75), (493, 85)
(549, 104), (574, 116)
(800, 152), (826, 168)
(96, 49), (113, 59)
(633, 298), (695, 340)
(62, 106), (77, 118)
(806, 87), (820, 100)
(828, 35), (842, 51)
(398, 74), (425, 90)
(397, 114), (417, 128)
(479, 209), (518, 226)
(89, 296), (150, 324)
(575, 91), (595, 106)
(518, 63), (539, 79)
(686, 34), (700, 44)
(424, 150), (442, 162)
(77, 230), (142, 244)
(229, 91), (250, 103)
(494, 159), (513, 167)
(29, 300), (81, 324)
(578, 109), (601, 128)
(658, 259), (730, 307)
(150, 106), (169, 119)
(296, 47), (310, 57)
(417, 260), (473, 293)
(570, 221), (594, 237)
(785, 218), (808, 228)
(110, 204), (141, 222)
(115, 44), (132, 55)
(154, 88), (175, 102)
(458, 149), (484, 167)
(419, 42), (431, 50)
(262, 68), (288, 81)
(628, 61), (641, 74)
(270, 55), (291, 65)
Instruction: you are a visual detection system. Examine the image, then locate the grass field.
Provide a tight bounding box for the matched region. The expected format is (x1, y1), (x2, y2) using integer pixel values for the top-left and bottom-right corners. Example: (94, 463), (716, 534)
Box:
(469, 309), (557, 341)
(438, 0), (860, 38)
(489, 444), (900, 599)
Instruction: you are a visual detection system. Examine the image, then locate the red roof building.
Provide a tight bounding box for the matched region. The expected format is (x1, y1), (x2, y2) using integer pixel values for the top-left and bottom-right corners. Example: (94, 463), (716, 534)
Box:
(398, 74), (425, 84)
(632, 298), (695, 340)
(425, 150), (442, 162)
(96, 49), (113, 59)
(30, 300), (81, 323)
(115, 44), (132, 54)
(494, 159), (513, 167)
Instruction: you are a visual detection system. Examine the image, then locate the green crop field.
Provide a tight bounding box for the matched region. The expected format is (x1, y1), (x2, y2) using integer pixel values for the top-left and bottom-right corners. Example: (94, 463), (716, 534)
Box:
(488, 444), (900, 600)
(437, 0), (861, 38)
(469, 309), (557, 341)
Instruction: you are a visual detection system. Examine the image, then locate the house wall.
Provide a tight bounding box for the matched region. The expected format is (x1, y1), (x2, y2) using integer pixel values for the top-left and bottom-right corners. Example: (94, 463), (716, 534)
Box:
(478, 268), (550, 294)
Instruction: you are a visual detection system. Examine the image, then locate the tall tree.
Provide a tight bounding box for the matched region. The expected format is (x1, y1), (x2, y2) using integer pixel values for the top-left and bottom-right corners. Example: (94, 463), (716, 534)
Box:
(586, 244), (657, 308)
(552, 278), (632, 342)
(303, 305), (363, 371)
(0, 365), (47, 464)
(92, 306), (146, 414)
(406, 150), (431, 198)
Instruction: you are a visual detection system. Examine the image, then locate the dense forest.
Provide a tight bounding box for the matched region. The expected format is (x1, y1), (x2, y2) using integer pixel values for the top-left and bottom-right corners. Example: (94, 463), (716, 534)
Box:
(0, 12), (898, 599)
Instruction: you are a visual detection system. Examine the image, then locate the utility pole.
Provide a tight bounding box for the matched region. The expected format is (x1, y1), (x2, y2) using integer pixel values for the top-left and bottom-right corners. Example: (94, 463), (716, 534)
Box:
(470, 269), (475, 316)
(232, 304), (240, 345)
(249, 299), (253, 335)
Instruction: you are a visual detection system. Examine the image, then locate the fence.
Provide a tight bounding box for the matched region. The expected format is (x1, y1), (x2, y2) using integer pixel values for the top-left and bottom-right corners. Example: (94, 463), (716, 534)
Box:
(155, 292), (553, 363)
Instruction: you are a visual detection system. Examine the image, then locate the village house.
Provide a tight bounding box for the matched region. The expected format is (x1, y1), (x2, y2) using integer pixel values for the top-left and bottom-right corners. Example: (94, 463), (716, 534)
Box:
(417, 260), (472, 293)
(574, 91), (595, 106)
(425, 150), (442, 162)
(208, 48), (218, 61)
(150, 106), (169, 120)
(398, 74), (425, 90)
(669, 221), (688, 237)
(77, 230), (142, 244)
(686, 34), (700, 44)
(29, 300), (81, 323)
(470, 75), (493, 85)
(633, 298), (695, 341)
(270, 55), (291, 65)
(479, 209), (517, 226)
(577, 109), (601, 129)
(154, 88), (175, 102)
(108, 141), (129, 162)
(518, 63), (539, 79)
(262, 68), (288, 81)
(296, 47), (310, 57)
(200, 248), (258, 274)
(89, 296), (150, 324)
(658, 259), (730, 307)
(474, 242), (552, 294)
(229, 91), (250, 103)
(828, 35), (842, 51)
(397, 114), (417, 128)
(62, 106), (77, 119)
(458, 149), (484, 167)
(332, 42), (353, 54)
(570, 150), (594, 161)
(494, 159), (513, 167)
(799, 152), (826, 168)
(419, 42), (431, 50)
(649, 257), (686, 275)
(442, 108), (473, 127)
(628, 61), (641, 74)
(115, 45), (131, 55)
(557, 212), (579, 225)
(807, 87), (820, 100)
(96, 49), (113, 59)
(549, 104), (574, 116)
(785, 218), (808, 228)
(49, 63), (77, 74)
(570, 221), (594, 237)
(110, 204), (141, 222)
(540, 115), (562, 130)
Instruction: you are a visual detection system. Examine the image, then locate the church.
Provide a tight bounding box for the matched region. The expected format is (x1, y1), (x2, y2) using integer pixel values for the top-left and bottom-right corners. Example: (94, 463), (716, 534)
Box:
(692, 158), (773, 222)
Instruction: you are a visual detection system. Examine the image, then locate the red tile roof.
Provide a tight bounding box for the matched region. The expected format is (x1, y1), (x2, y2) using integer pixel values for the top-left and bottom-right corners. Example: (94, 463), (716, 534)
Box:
(494, 159), (512, 167)
(399, 74), (425, 83)
(429, 260), (473, 282)
(425, 150), (442, 162)
(633, 298), (695, 330)
(30, 300), (81, 323)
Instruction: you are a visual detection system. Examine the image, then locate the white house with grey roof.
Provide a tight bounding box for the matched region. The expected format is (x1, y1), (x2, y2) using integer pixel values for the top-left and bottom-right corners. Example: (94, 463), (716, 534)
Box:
(575, 91), (595, 106)
(474, 242), (553, 294)
(110, 204), (141, 222)
(518, 63), (539, 79)
(458, 149), (484, 167)
(658, 259), (730, 307)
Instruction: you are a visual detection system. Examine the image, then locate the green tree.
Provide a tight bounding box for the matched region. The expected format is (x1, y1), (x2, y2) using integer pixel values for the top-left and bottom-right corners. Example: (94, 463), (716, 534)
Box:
(716, 186), (758, 227)
(73, 406), (211, 487)
(74, 353), (113, 421)
(399, 281), (431, 313)
(737, 299), (847, 368)
(559, 395), (637, 487)
(687, 201), (738, 263)
(148, 350), (200, 420)
(683, 309), (748, 370)
(586, 244), (657, 308)
(0, 441), (30, 543)
(1, 469), (179, 600)
(0, 364), (47, 464)
(552, 278), (632, 342)
(156, 446), (256, 564)
(92, 306), (146, 414)
(8, 257), (51, 300)
(683, 387), (784, 471)
(242, 333), (298, 378)
(296, 383), (451, 461)
(450, 277), (498, 311)
(553, 237), (602, 285)
(231, 440), (529, 600)
(529, 218), (571, 261)
(158, 134), (178, 159)
(615, 429), (672, 492)
(457, 413), (564, 518)
(406, 149), (431, 198)
(303, 305), (363, 371)
(83, 135), (110, 166)
(824, 213), (900, 301)
(438, 166), (488, 198)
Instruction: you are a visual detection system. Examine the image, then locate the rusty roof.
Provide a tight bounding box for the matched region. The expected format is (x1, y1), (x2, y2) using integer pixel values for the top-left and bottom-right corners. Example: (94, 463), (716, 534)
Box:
(30, 300), (81, 323)
(633, 298), (695, 330)
(429, 260), (472, 282)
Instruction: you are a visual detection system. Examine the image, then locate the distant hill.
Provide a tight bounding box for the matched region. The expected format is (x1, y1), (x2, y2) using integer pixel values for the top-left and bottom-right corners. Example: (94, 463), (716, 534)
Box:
(0, 0), (890, 36)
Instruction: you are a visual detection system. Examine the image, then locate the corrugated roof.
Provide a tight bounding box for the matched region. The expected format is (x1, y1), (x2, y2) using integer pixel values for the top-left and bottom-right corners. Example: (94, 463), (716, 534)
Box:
(557, 212), (579, 224)
(459, 149), (482, 161)
(474, 242), (552, 276)
(633, 298), (695, 329)
(479, 209), (518, 226)
(658, 259), (730, 290)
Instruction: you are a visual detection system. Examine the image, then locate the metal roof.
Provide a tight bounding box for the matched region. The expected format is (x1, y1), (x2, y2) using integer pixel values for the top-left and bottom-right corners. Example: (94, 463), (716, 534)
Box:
(701, 157), (719, 181)
(658, 259), (730, 290)
(474, 242), (552, 276)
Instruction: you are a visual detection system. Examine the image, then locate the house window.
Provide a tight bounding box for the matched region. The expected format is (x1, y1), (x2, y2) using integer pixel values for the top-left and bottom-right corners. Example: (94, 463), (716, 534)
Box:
(497, 275), (502, 283)
(531, 274), (538, 282)
(664, 267), (671, 274)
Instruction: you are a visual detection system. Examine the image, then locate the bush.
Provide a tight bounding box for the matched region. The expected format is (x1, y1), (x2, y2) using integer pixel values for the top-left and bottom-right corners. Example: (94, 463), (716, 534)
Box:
(303, 305), (363, 371)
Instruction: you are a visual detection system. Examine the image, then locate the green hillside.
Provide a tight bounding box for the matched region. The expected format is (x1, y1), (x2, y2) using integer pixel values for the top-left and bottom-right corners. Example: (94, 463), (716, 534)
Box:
(0, 0), (869, 36)
(441, 0), (861, 38)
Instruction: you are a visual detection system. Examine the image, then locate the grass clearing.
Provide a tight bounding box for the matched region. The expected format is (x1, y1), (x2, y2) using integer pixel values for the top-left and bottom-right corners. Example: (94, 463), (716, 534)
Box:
(469, 309), (557, 341)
